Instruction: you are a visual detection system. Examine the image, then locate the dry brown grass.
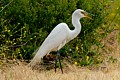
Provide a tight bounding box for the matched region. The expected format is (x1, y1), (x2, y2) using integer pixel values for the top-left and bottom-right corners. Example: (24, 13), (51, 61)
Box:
(0, 30), (120, 80)
(0, 63), (120, 80)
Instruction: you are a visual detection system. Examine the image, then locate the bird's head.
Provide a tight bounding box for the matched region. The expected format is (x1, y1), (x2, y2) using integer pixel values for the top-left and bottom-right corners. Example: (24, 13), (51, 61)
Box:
(73, 9), (92, 20)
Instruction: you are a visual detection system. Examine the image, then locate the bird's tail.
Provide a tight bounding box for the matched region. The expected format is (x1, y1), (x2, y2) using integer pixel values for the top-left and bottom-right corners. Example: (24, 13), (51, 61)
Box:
(28, 46), (48, 67)
(28, 57), (40, 67)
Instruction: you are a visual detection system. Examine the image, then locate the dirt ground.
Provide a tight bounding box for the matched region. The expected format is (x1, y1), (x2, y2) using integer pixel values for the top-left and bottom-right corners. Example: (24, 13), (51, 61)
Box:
(0, 62), (120, 80)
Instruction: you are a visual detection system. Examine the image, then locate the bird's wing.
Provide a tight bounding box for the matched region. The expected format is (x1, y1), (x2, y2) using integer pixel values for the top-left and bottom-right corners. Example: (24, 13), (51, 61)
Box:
(40, 23), (69, 51)
(28, 23), (69, 66)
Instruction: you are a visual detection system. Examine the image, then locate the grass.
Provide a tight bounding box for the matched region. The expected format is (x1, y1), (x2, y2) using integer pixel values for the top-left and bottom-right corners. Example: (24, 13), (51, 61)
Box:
(0, 62), (120, 80)
(0, 30), (120, 80)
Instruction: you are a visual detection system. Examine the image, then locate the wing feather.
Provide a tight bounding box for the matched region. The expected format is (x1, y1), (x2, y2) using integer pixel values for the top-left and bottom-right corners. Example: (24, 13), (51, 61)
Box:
(40, 23), (69, 51)
(28, 23), (70, 66)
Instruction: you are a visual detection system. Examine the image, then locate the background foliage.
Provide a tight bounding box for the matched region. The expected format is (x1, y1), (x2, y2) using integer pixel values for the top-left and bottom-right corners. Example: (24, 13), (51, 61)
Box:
(0, 0), (114, 66)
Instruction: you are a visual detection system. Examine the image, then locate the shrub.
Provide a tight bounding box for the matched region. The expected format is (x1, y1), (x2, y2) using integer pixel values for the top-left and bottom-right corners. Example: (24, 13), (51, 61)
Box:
(0, 0), (111, 66)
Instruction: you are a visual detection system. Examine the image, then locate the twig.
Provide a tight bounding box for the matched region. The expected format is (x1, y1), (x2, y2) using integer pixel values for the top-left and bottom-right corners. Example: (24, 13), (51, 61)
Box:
(7, 42), (27, 48)
(0, 42), (27, 49)
(0, 0), (13, 13)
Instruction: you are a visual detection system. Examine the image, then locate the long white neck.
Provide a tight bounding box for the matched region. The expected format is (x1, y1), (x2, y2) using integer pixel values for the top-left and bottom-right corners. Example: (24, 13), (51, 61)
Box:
(69, 14), (81, 40)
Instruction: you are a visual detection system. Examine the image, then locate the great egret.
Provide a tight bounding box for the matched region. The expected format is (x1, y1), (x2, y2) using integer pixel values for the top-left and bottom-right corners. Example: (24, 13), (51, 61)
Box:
(28, 9), (91, 73)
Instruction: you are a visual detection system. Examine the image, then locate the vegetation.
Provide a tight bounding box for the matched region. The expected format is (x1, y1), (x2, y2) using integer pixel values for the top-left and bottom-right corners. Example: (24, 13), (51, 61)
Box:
(1, 64), (120, 80)
(0, 0), (119, 67)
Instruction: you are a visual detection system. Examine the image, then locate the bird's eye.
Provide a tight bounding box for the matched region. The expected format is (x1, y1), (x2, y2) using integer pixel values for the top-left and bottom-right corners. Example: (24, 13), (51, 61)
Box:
(81, 11), (85, 15)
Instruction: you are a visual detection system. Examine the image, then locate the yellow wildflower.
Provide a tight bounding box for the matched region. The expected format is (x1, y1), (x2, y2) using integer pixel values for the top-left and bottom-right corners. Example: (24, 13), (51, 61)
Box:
(74, 62), (77, 65)
(76, 46), (78, 51)
(86, 56), (89, 61)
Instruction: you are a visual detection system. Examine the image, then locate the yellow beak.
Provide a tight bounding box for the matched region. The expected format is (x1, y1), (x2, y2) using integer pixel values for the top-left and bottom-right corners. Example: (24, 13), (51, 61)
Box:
(84, 12), (93, 20)
(86, 15), (93, 20)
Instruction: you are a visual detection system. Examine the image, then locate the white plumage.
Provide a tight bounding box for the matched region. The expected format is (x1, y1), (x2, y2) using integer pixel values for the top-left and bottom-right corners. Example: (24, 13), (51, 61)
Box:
(29, 9), (91, 67)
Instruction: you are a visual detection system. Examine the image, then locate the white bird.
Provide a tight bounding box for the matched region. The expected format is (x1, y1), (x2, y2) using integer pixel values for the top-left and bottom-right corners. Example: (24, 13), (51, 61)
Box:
(28, 9), (91, 73)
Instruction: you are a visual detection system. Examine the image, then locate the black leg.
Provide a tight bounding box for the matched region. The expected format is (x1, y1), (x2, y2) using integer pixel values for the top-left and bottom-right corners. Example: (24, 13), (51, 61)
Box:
(55, 54), (57, 73)
(57, 50), (63, 74)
